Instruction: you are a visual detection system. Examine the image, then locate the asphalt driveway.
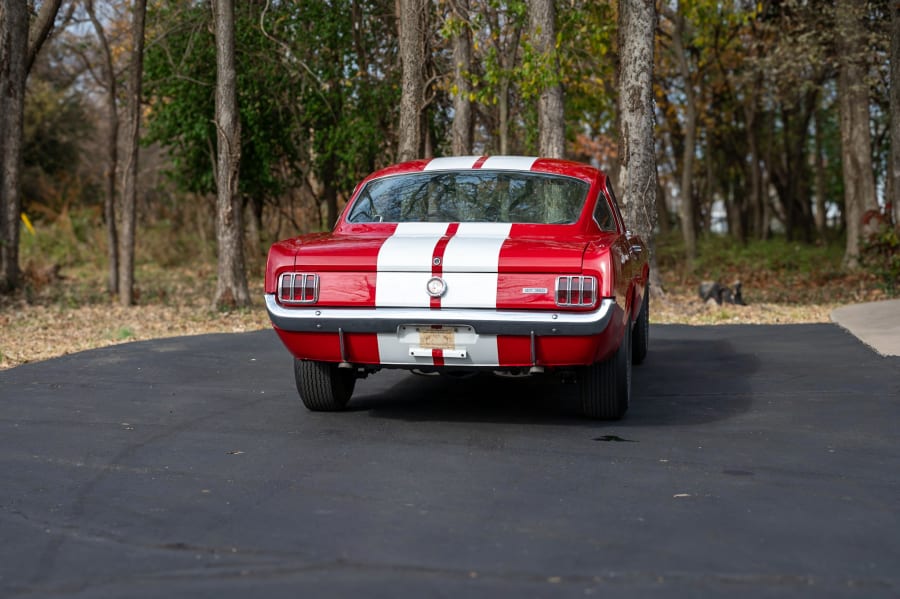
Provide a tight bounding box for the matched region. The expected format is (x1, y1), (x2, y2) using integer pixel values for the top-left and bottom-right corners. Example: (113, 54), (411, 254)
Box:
(1, 324), (898, 597)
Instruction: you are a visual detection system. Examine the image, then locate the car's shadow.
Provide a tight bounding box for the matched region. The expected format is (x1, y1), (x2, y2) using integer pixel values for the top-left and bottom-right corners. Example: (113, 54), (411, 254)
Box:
(350, 331), (759, 427)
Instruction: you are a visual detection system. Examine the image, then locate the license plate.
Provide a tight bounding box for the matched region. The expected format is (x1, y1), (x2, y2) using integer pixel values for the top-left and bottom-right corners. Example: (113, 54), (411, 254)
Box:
(418, 327), (456, 349)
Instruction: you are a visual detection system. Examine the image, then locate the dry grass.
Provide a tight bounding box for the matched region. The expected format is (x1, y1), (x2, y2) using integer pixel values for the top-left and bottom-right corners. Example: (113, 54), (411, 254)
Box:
(1, 264), (270, 370)
(2, 258), (881, 370)
(652, 291), (839, 325)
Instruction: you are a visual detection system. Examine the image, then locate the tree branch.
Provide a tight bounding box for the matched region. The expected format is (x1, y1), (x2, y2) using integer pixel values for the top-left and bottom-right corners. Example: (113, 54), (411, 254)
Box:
(26, 0), (63, 72)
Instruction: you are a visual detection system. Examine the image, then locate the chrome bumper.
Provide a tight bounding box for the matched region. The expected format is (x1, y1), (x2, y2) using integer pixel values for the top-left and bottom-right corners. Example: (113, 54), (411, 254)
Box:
(265, 294), (616, 336)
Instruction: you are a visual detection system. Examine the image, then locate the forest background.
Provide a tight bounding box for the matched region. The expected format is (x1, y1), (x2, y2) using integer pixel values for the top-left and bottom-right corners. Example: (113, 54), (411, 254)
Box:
(0, 0), (898, 368)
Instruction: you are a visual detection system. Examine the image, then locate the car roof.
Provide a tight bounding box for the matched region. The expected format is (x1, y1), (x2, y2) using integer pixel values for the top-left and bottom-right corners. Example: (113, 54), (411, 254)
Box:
(360, 156), (606, 187)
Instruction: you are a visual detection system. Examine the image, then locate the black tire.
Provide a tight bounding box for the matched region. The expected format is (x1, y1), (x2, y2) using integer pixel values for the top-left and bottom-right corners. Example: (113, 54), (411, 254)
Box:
(294, 359), (355, 412)
(580, 323), (632, 420)
(632, 289), (649, 365)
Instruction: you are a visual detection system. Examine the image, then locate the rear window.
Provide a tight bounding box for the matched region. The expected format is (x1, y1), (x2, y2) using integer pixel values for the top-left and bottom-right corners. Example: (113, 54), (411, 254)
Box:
(346, 170), (590, 224)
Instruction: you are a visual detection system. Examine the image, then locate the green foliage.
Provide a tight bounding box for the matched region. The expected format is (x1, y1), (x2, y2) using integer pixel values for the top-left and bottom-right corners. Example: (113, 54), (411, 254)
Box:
(111, 327), (135, 340)
(143, 0), (397, 218)
(139, 218), (215, 269)
(441, 0), (615, 154)
(655, 231), (857, 303)
(143, 1), (301, 199)
(690, 235), (843, 277)
(22, 76), (92, 216)
(23, 78), (88, 177)
(556, 1), (615, 136)
(19, 208), (105, 269)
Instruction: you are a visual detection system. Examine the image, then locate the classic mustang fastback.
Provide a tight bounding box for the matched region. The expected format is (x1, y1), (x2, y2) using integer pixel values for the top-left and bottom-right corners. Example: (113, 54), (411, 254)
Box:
(265, 156), (649, 419)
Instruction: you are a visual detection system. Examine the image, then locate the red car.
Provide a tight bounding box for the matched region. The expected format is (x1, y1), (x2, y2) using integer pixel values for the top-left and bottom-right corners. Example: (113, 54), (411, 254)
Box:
(265, 156), (650, 419)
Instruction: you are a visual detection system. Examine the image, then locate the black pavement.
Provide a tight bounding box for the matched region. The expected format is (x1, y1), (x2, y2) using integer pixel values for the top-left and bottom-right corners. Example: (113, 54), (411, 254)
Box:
(1, 324), (899, 598)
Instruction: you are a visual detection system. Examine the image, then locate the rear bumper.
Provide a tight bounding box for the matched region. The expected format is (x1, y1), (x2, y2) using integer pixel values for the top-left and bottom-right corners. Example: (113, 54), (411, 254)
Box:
(265, 294), (616, 337)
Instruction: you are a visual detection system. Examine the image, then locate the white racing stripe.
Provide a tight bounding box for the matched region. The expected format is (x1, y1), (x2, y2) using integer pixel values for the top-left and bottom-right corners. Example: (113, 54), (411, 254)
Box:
(440, 273), (500, 308)
(373, 221), (512, 365)
(443, 223), (512, 273)
(423, 156), (482, 171)
(423, 156), (539, 172)
(375, 273), (433, 308)
(481, 156), (538, 171)
(376, 222), (447, 273)
(376, 224), (448, 307)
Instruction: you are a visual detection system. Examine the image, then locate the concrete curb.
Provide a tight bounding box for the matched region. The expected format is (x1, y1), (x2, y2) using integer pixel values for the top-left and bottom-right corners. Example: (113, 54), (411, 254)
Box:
(831, 299), (900, 357)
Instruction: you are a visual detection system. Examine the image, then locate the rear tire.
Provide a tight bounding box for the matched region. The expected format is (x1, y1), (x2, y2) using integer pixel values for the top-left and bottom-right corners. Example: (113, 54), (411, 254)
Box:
(294, 359), (355, 411)
(580, 323), (632, 420)
(632, 289), (649, 365)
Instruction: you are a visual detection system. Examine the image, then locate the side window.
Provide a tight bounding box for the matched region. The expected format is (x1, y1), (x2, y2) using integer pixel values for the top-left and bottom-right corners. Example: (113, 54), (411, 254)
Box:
(605, 180), (625, 232)
(593, 183), (617, 232)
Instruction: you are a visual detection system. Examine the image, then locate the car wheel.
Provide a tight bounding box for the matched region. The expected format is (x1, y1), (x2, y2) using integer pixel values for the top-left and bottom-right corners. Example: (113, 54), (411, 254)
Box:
(580, 323), (631, 420)
(294, 359), (355, 411)
(632, 289), (649, 365)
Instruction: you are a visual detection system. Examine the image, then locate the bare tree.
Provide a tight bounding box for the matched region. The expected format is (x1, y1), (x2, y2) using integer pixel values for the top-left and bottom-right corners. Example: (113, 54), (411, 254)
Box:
(617, 0), (659, 291)
(813, 105), (828, 242)
(0, 0), (62, 293)
(119, 0), (147, 306)
(85, 0), (120, 294)
(26, 0), (63, 72)
(836, 0), (878, 268)
(449, 0), (473, 155)
(480, 3), (523, 155)
(0, 0), (28, 293)
(398, 0), (425, 162)
(212, 0), (250, 308)
(528, 0), (564, 158)
(669, 1), (697, 265)
(891, 0), (900, 226)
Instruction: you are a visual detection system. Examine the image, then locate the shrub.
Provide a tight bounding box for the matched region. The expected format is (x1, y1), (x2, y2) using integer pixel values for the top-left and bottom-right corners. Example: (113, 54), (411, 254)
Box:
(861, 220), (900, 297)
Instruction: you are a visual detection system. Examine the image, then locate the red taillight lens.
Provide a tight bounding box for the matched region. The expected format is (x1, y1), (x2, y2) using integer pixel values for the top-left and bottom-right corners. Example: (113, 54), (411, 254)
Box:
(556, 276), (569, 305)
(582, 276), (595, 306)
(556, 276), (597, 307)
(277, 273), (319, 304)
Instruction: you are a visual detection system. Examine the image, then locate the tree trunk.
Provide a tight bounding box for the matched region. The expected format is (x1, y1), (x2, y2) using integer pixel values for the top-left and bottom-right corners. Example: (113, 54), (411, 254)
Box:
(119, 0), (147, 306)
(26, 0), (62, 72)
(246, 195), (264, 257)
(397, 0), (425, 162)
(322, 153), (339, 229)
(498, 78), (510, 155)
(891, 0), (900, 226)
(1, 0), (61, 293)
(0, 0), (61, 293)
(743, 97), (764, 240)
(702, 140), (714, 233)
(86, 0), (120, 295)
(529, 0), (564, 158)
(212, 0), (250, 309)
(672, 2), (697, 265)
(0, 0), (28, 293)
(813, 105), (828, 242)
(351, 0), (369, 77)
(655, 179), (670, 236)
(837, 0), (878, 268)
(617, 0), (659, 291)
(449, 0), (473, 155)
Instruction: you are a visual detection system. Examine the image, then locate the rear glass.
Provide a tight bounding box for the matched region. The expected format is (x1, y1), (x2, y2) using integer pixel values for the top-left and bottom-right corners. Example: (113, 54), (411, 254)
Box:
(346, 170), (590, 224)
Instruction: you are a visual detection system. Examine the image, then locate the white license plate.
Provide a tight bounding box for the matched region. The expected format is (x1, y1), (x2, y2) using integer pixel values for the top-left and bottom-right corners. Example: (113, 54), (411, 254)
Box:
(397, 325), (475, 360)
(418, 327), (456, 349)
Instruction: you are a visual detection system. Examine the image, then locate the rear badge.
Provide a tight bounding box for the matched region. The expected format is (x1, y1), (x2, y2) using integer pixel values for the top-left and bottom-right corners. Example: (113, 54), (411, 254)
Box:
(426, 277), (447, 297)
(522, 287), (548, 294)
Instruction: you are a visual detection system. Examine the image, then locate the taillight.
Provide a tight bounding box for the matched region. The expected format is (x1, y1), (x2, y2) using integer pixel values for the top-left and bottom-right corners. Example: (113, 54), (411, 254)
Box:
(277, 273), (319, 304)
(556, 276), (596, 307)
